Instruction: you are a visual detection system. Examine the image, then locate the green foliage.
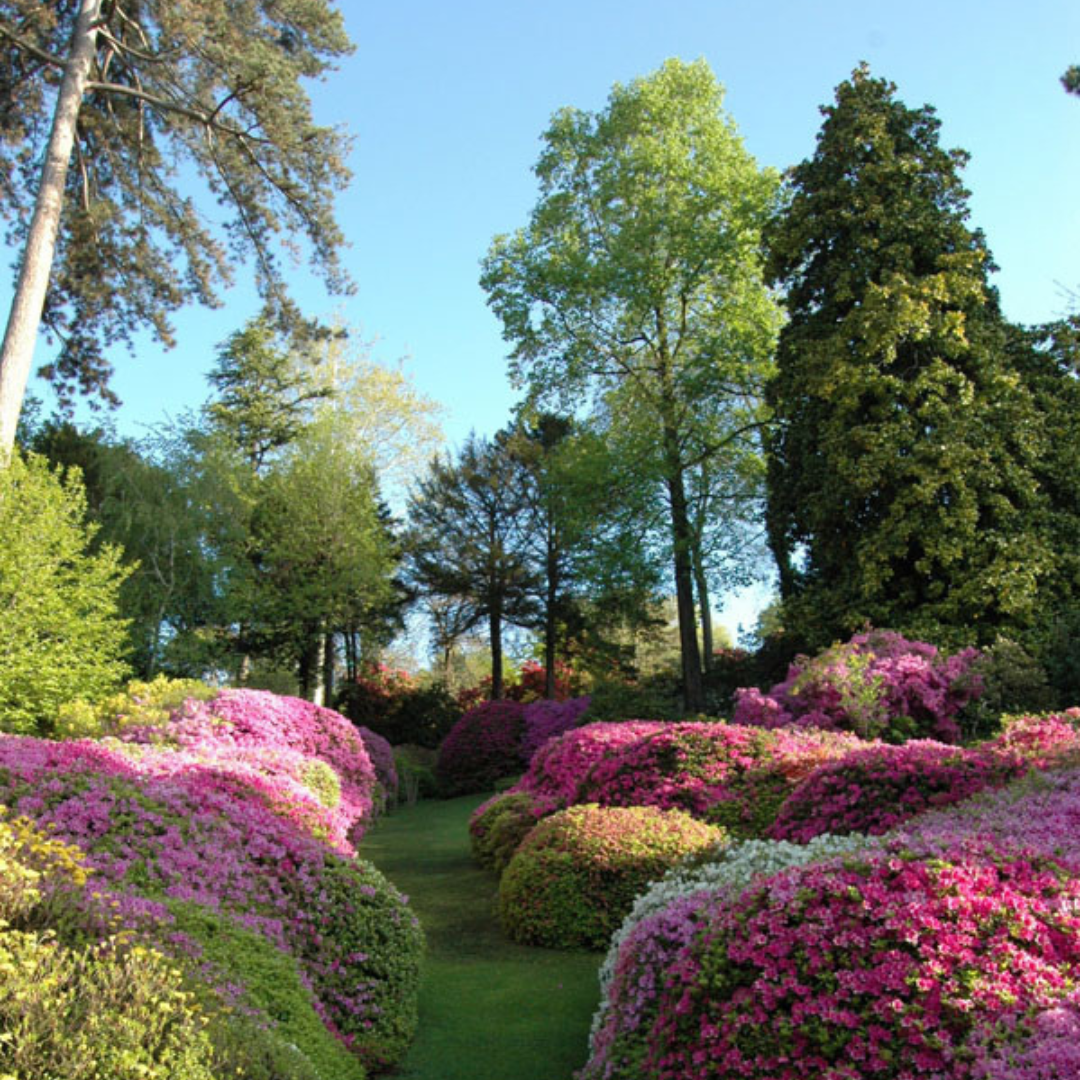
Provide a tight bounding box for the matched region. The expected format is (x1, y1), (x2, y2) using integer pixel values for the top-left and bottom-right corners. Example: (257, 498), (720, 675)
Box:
(1063, 65), (1080, 95)
(0, 453), (130, 735)
(164, 900), (366, 1080)
(765, 65), (1053, 650)
(0, 0), (353, 408)
(56, 675), (215, 740)
(481, 57), (781, 709)
(582, 674), (685, 723)
(0, 931), (218, 1080)
(335, 675), (462, 750)
(469, 792), (543, 873)
(394, 748), (439, 806)
(498, 803), (723, 949)
(955, 637), (1057, 741)
(301, 857), (425, 1071)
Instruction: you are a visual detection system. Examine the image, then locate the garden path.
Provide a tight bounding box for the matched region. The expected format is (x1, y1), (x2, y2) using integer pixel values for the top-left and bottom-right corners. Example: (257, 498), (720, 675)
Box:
(361, 794), (601, 1080)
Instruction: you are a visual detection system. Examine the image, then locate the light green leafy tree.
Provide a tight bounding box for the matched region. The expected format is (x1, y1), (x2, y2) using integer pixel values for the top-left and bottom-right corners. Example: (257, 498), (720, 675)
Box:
(481, 58), (781, 710)
(0, 452), (130, 733)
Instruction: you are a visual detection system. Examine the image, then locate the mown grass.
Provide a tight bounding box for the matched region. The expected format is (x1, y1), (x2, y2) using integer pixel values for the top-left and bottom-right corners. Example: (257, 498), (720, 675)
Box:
(361, 794), (602, 1080)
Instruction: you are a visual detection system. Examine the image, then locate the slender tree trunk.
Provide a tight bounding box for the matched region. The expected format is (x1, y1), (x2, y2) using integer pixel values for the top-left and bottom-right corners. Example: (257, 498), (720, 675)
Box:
(322, 632), (336, 705)
(0, 0), (102, 457)
(489, 600), (504, 701)
(692, 541), (714, 674)
(544, 524), (559, 699)
(668, 464), (705, 712)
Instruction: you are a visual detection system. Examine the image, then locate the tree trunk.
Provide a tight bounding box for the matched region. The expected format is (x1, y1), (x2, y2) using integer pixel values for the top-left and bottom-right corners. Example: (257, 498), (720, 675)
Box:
(692, 540), (714, 674)
(322, 632), (336, 704)
(544, 523), (559, 699)
(0, 0), (102, 457)
(668, 466), (705, 712)
(489, 601), (504, 701)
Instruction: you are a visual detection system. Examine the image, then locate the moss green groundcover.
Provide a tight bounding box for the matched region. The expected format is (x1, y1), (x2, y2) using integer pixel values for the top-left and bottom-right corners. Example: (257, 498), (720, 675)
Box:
(362, 794), (601, 1080)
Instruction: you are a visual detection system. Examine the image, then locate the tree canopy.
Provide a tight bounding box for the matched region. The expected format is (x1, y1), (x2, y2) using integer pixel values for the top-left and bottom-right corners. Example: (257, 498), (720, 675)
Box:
(481, 58), (780, 709)
(0, 0), (353, 451)
(765, 64), (1053, 649)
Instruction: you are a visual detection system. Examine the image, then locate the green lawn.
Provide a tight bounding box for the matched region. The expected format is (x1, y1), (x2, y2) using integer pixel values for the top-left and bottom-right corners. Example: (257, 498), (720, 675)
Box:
(361, 794), (602, 1080)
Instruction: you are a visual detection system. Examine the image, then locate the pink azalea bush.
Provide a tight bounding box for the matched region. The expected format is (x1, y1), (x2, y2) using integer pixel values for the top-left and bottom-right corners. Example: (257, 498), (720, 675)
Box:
(354, 723), (398, 807)
(767, 741), (1028, 843)
(499, 803), (724, 950)
(982, 710), (1080, 768)
(970, 990), (1080, 1079)
(733, 629), (982, 743)
(0, 729), (423, 1071)
(435, 700), (527, 795)
(646, 839), (1080, 1080)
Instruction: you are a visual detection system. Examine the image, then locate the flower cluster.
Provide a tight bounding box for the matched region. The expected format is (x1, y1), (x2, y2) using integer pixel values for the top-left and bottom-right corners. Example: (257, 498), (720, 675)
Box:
(499, 803), (723, 950)
(970, 990), (1080, 1079)
(733, 629), (982, 743)
(767, 740), (1027, 843)
(983, 710), (1080, 767)
(521, 695), (593, 761)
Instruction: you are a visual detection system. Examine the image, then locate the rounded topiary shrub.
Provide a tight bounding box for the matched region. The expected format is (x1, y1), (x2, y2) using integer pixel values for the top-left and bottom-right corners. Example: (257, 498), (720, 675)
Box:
(469, 790), (556, 873)
(435, 700), (527, 796)
(498, 803), (723, 950)
(647, 841), (1080, 1080)
(767, 741), (1027, 843)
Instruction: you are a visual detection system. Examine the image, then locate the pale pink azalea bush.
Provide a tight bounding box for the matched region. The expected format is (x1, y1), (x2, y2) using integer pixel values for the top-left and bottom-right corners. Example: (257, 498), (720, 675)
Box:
(767, 740), (1027, 843)
(0, 731), (423, 1070)
(733, 629), (982, 743)
(982, 710), (1080, 768)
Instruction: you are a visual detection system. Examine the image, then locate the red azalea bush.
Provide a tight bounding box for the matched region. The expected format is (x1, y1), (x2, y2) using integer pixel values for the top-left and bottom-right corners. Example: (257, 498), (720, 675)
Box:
(647, 839), (1080, 1080)
(733, 629), (982, 743)
(767, 741), (1028, 843)
(498, 803), (723, 949)
(435, 700), (527, 796)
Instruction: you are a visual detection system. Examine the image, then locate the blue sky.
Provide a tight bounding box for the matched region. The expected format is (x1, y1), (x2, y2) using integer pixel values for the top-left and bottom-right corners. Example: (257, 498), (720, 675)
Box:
(10, 0), (1080, 636)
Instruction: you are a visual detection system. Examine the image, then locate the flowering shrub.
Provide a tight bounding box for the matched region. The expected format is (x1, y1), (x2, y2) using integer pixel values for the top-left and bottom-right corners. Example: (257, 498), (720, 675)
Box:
(457, 660), (578, 709)
(733, 629), (982, 743)
(647, 839), (1080, 1079)
(469, 790), (558, 872)
(56, 674), (217, 740)
(982, 711), (1080, 768)
(436, 700), (527, 796)
(355, 723), (397, 809)
(517, 721), (670, 805)
(0, 734), (422, 1071)
(767, 740), (1027, 843)
(584, 833), (874, 1080)
(521, 695), (592, 761)
(498, 804), (723, 949)
(970, 990), (1080, 1079)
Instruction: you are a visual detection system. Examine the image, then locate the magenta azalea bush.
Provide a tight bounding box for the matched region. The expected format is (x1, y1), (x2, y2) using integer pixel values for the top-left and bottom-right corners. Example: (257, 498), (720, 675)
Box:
(646, 839), (1080, 1080)
(767, 740), (1028, 843)
(521, 695), (592, 761)
(970, 990), (1080, 1079)
(498, 803), (723, 950)
(436, 700), (528, 796)
(982, 710), (1080, 768)
(354, 723), (398, 807)
(733, 629), (982, 743)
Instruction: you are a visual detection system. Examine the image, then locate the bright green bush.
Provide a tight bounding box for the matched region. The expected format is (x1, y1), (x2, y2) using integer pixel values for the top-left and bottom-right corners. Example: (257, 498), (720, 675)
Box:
(498, 804), (723, 950)
(0, 931), (218, 1080)
(469, 791), (546, 873)
(0, 453), (131, 736)
(165, 900), (365, 1080)
(394, 746), (438, 805)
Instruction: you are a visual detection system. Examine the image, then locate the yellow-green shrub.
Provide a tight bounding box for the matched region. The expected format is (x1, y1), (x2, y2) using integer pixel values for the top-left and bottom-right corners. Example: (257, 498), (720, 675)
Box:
(56, 675), (216, 740)
(0, 931), (217, 1080)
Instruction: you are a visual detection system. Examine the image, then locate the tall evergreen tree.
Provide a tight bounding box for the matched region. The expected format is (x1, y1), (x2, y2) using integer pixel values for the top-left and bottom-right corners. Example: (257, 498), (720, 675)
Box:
(765, 65), (1052, 649)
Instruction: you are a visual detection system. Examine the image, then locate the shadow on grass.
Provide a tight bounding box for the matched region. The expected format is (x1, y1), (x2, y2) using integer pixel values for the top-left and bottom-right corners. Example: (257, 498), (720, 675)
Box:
(361, 794), (601, 1080)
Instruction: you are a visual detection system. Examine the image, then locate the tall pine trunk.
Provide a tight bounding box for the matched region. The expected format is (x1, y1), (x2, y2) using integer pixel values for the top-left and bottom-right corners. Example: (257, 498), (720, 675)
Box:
(0, 0), (102, 456)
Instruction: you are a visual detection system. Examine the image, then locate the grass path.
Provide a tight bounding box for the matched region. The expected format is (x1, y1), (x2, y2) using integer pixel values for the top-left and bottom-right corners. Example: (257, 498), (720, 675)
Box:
(361, 794), (601, 1080)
